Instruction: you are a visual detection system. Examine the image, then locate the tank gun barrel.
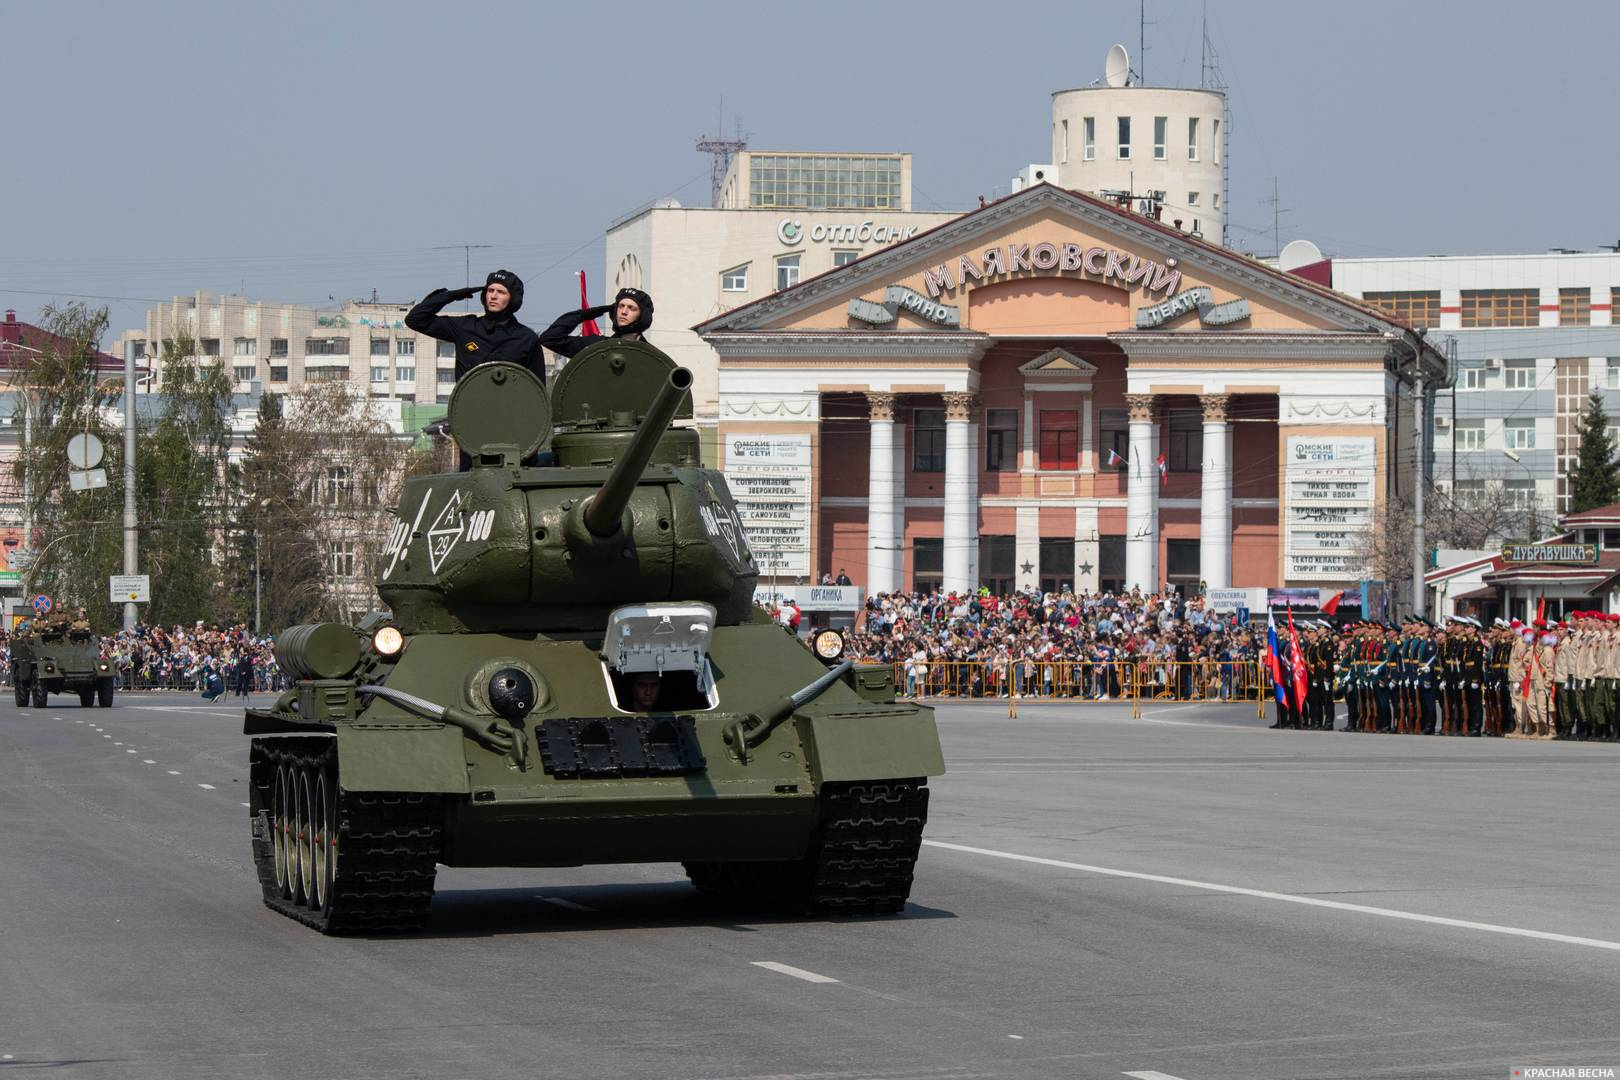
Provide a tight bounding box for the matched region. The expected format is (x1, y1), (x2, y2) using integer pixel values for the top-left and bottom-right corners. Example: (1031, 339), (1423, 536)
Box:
(582, 366), (693, 538)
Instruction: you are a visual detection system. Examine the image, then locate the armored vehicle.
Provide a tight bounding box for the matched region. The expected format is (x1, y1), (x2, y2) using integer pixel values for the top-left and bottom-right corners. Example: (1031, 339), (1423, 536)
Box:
(12, 620), (116, 708)
(245, 340), (942, 933)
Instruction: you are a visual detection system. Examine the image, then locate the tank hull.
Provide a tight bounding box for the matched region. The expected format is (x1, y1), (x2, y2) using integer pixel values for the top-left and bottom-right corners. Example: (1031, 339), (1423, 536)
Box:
(245, 621), (941, 929)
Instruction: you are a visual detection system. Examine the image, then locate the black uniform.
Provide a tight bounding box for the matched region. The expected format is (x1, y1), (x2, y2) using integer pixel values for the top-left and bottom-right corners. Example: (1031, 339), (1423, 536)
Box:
(405, 269), (545, 384)
(540, 286), (656, 360)
(1459, 631), (1486, 735)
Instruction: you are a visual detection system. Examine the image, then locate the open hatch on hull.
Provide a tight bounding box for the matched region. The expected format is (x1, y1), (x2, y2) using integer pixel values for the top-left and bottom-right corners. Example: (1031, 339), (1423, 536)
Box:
(601, 602), (719, 713)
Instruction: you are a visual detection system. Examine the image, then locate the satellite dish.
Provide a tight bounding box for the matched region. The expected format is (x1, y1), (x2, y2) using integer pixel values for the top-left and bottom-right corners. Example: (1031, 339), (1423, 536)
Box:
(1104, 44), (1130, 88)
(1278, 239), (1326, 272)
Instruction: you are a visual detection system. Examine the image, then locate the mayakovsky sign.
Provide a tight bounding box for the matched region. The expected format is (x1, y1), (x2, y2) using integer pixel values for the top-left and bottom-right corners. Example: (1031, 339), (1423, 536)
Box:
(848, 238), (1251, 329)
(922, 242), (1184, 299)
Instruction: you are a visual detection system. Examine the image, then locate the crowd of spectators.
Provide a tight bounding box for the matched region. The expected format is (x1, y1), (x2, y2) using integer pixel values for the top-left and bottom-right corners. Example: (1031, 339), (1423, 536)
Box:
(0, 622), (284, 697)
(843, 587), (1266, 700)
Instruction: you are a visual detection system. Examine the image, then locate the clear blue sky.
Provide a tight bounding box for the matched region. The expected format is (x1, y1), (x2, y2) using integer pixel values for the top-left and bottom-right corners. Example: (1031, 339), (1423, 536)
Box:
(3, 0), (1616, 338)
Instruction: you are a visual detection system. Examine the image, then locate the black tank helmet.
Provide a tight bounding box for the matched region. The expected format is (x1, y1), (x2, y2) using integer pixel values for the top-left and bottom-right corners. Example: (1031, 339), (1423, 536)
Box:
(612, 287), (653, 336)
(483, 269), (524, 316)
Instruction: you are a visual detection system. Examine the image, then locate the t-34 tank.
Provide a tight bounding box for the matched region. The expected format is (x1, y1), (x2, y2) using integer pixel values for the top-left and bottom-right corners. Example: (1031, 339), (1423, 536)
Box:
(245, 339), (943, 932)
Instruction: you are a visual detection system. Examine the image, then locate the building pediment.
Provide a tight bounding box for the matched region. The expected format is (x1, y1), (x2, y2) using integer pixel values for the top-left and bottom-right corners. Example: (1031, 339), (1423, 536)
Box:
(1019, 348), (1098, 389)
(694, 183), (1414, 344)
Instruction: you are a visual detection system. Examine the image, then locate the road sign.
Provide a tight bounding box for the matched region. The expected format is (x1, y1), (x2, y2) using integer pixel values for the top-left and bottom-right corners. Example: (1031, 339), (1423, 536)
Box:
(7, 549), (33, 571)
(67, 433), (106, 470)
(69, 468), (109, 491)
(109, 574), (151, 604)
(0, 572), (20, 588)
(32, 594), (52, 615)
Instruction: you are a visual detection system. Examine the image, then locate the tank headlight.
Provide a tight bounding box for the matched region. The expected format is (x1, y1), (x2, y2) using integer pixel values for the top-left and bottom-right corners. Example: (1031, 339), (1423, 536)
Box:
(98, 663), (109, 671)
(372, 626), (405, 657)
(812, 628), (845, 661)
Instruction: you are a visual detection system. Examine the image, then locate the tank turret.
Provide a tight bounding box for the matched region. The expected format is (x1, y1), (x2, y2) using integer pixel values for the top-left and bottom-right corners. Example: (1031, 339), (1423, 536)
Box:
(378, 340), (757, 632)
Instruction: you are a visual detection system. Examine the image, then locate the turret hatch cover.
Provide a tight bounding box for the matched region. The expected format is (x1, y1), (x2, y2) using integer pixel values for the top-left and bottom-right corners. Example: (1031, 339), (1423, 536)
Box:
(551, 339), (694, 428)
(447, 362), (552, 460)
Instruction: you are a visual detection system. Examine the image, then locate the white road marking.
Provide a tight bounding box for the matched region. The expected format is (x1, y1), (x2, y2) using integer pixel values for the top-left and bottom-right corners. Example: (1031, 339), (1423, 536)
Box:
(102, 734), (110, 739)
(113, 742), (122, 746)
(74, 719), (83, 724)
(167, 770), (180, 776)
(142, 760), (155, 765)
(1007, 1034), (1025, 1040)
(539, 896), (595, 912)
(923, 840), (1620, 954)
(197, 783), (216, 790)
(750, 961), (839, 984)
(1125, 1072), (1191, 1080)
(125, 750), (136, 754)
(240, 802), (251, 808)
(126, 706), (239, 716)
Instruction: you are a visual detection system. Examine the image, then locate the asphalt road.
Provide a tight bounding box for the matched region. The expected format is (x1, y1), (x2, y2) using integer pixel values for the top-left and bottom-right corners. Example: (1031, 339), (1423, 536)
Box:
(2, 692), (1617, 1080)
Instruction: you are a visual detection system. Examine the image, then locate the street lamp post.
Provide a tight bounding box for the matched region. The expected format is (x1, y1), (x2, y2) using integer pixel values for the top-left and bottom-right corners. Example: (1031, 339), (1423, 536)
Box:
(122, 342), (139, 632)
(1408, 328), (1430, 620)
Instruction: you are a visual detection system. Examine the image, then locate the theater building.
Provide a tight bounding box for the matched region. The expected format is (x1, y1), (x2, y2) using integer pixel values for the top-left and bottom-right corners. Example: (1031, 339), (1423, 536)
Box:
(696, 184), (1448, 596)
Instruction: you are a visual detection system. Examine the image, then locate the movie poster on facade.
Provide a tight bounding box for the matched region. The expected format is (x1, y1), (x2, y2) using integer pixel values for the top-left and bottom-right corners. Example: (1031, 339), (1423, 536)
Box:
(1284, 436), (1375, 581)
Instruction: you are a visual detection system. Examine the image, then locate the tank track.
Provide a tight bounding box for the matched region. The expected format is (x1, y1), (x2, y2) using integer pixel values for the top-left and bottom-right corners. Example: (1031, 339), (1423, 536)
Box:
(685, 778), (929, 916)
(248, 736), (444, 934)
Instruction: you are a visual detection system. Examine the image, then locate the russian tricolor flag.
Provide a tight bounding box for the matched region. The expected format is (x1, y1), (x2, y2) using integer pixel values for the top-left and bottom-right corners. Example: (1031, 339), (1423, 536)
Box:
(1266, 609), (1288, 710)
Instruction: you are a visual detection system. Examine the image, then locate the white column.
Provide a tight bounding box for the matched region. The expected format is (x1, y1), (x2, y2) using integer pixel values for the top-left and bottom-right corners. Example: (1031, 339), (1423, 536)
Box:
(865, 392), (897, 594)
(1074, 504), (1100, 592)
(943, 392), (978, 594)
(1200, 393), (1233, 589)
(1124, 393), (1158, 591)
(1015, 505), (1040, 591)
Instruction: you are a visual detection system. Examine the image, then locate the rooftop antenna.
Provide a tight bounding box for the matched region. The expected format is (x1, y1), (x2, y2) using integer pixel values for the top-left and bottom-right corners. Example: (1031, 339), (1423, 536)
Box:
(1199, 5), (1232, 246)
(696, 97), (749, 208)
(1137, 0), (1152, 84)
(432, 243), (493, 310)
(1263, 177), (1292, 259)
(1201, 0), (1208, 88)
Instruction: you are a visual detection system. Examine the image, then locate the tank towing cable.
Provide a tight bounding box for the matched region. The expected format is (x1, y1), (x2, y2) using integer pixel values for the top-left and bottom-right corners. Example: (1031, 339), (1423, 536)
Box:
(724, 660), (854, 763)
(356, 684), (529, 769)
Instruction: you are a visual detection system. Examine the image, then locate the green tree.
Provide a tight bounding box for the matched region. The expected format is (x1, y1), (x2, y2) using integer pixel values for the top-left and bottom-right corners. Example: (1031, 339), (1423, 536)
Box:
(11, 303), (125, 628)
(232, 390), (326, 631)
(1569, 390), (1620, 513)
(135, 327), (237, 626)
(233, 381), (412, 629)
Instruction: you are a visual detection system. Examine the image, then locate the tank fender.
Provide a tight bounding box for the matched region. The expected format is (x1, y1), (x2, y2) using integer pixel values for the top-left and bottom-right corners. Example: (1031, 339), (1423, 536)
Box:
(335, 724), (472, 794)
(798, 704), (945, 783)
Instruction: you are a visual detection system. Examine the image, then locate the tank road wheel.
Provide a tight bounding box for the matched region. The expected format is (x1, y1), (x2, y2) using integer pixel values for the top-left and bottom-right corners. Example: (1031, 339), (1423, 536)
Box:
(272, 762), (293, 900)
(685, 779), (930, 917)
(98, 679), (115, 707)
(247, 737), (443, 934)
(295, 766), (316, 907)
(30, 683), (47, 708)
(14, 678), (26, 707)
(78, 688), (95, 708)
(310, 768), (334, 915)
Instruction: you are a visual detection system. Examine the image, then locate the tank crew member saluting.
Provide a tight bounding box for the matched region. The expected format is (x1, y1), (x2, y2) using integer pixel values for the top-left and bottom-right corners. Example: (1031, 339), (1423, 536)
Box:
(541, 287), (654, 360)
(406, 269), (545, 384)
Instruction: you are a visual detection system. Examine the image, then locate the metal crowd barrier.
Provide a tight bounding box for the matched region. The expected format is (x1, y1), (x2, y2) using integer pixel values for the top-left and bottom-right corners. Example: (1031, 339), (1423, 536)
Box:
(887, 657), (1273, 719)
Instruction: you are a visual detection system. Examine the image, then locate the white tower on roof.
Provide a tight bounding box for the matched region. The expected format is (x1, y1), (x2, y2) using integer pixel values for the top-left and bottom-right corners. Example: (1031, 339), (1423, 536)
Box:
(1037, 45), (1226, 244)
